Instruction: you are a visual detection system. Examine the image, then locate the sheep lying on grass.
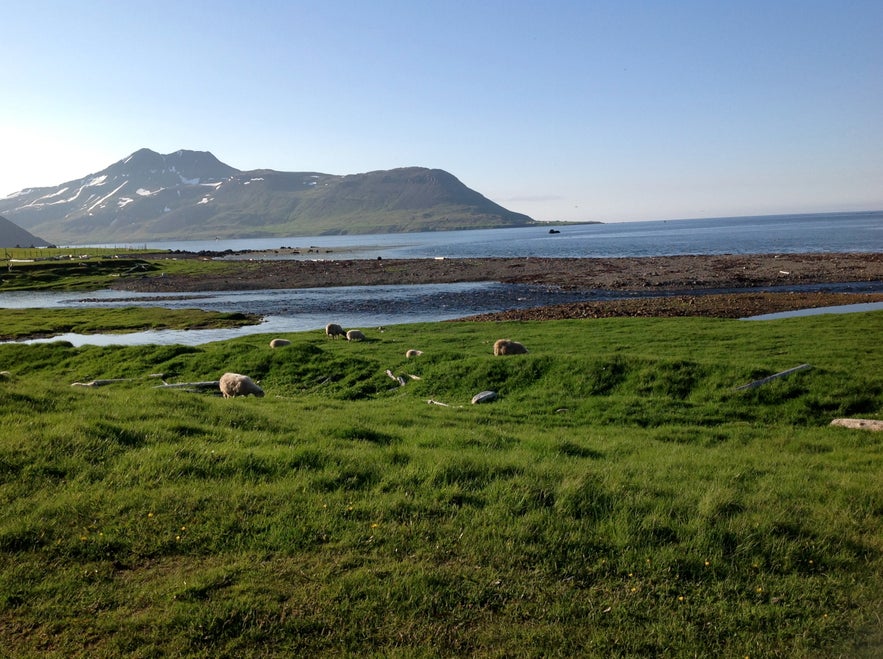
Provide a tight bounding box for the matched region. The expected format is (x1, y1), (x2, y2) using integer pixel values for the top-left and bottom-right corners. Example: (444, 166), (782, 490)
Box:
(269, 338), (291, 348)
(493, 339), (528, 355)
(325, 323), (346, 339)
(406, 349), (423, 358)
(346, 329), (366, 341)
(219, 372), (265, 398)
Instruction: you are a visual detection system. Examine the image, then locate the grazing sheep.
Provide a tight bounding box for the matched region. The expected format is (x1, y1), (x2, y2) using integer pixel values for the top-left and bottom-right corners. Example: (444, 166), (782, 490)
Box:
(325, 323), (346, 339)
(219, 372), (265, 399)
(346, 329), (366, 341)
(269, 338), (291, 348)
(406, 349), (423, 358)
(493, 339), (528, 356)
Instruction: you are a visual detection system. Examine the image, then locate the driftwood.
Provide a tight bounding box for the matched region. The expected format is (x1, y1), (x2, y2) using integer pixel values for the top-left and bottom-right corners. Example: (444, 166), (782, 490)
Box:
(385, 369), (406, 387)
(830, 418), (883, 432)
(70, 374), (221, 392)
(426, 399), (464, 408)
(735, 364), (812, 390)
(71, 373), (166, 388)
(154, 381), (220, 391)
(386, 369), (422, 387)
(471, 390), (498, 405)
(72, 378), (135, 387)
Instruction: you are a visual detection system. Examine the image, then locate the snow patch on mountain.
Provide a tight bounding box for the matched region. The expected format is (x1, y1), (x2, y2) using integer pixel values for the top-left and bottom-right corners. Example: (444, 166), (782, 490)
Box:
(87, 181), (127, 213)
(23, 185), (88, 208)
(32, 187), (71, 204)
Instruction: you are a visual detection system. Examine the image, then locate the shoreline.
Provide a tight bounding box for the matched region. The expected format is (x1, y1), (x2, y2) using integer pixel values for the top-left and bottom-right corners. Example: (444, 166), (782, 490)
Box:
(104, 252), (883, 320)
(115, 252), (883, 293)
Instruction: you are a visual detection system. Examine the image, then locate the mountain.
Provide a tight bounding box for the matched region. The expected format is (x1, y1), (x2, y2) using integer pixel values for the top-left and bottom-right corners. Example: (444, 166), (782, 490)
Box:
(0, 214), (51, 248)
(0, 149), (536, 244)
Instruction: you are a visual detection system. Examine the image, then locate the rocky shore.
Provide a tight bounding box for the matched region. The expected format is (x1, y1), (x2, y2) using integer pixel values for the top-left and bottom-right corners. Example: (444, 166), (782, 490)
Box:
(113, 252), (883, 319)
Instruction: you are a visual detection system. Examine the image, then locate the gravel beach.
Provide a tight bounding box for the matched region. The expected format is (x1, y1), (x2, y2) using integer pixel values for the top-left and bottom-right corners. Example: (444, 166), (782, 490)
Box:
(112, 252), (883, 319)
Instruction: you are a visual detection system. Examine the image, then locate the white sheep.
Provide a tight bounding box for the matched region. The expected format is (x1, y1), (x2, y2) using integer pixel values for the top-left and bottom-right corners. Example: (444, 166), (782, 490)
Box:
(269, 338), (291, 348)
(493, 339), (528, 356)
(405, 349), (423, 358)
(325, 323), (347, 339)
(346, 329), (366, 341)
(219, 372), (265, 398)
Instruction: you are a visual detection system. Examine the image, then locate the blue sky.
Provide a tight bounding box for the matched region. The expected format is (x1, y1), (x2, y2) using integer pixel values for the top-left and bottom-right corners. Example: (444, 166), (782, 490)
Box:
(2, 1), (881, 222)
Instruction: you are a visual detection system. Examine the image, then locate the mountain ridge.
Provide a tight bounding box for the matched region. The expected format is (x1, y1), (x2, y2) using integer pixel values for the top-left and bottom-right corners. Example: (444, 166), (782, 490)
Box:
(0, 149), (536, 244)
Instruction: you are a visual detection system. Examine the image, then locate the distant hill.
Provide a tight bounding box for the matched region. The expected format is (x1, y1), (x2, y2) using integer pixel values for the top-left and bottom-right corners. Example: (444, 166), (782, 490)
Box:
(0, 214), (50, 248)
(0, 149), (537, 245)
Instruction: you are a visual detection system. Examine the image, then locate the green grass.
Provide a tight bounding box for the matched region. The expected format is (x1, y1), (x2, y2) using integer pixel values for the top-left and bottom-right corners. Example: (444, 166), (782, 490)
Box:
(0, 258), (161, 291)
(0, 247), (156, 261)
(0, 312), (881, 657)
(0, 249), (235, 291)
(0, 307), (261, 341)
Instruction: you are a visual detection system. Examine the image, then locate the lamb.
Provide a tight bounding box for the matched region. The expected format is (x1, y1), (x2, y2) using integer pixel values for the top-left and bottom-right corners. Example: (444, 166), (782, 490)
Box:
(325, 323), (347, 339)
(493, 339), (528, 356)
(269, 338), (291, 348)
(405, 349), (423, 358)
(219, 372), (265, 398)
(346, 329), (366, 341)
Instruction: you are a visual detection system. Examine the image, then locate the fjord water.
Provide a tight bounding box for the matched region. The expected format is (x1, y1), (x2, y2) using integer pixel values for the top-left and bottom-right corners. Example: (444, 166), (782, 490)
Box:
(125, 211), (882, 259)
(5, 212), (882, 345)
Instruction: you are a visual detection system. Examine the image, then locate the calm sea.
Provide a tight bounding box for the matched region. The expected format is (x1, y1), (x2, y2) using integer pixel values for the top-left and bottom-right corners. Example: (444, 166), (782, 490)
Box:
(107, 210), (882, 259)
(7, 211), (882, 346)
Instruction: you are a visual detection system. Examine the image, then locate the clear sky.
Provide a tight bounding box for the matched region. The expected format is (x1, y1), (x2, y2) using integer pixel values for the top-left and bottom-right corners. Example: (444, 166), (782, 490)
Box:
(2, 1), (882, 223)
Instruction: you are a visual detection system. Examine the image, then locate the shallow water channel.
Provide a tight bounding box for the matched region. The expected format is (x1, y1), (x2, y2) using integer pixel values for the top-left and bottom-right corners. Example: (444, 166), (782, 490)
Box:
(3, 280), (882, 347)
(1, 281), (608, 346)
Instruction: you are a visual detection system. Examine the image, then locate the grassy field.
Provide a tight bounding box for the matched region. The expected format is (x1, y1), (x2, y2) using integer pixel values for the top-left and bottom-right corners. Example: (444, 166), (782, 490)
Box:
(0, 311), (881, 656)
(1, 247), (154, 261)
(0, 308), (260, 342)
(0, 248), (234, 291)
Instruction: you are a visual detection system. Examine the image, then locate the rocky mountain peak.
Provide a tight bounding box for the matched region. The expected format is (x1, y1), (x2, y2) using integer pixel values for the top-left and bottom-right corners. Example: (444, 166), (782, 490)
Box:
(0, 150), (535, 244)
